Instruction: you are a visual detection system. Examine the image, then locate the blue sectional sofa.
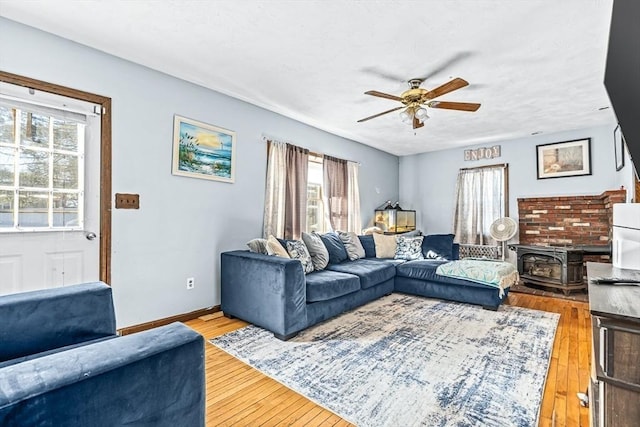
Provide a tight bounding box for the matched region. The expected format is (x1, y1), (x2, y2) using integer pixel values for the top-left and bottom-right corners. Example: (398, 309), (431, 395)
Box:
(0, 282), (206, 427)
(221, 234), (509, 340)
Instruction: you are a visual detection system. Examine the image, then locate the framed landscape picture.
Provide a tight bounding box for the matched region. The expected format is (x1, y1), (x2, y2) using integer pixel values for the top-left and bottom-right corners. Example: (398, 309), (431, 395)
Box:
(536, 138), (591, 179)
(172, 115), (236, 183)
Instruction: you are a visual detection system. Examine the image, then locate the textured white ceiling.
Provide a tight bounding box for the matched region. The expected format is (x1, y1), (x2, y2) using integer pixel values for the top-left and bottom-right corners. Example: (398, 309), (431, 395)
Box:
(0, 0), (616, 156)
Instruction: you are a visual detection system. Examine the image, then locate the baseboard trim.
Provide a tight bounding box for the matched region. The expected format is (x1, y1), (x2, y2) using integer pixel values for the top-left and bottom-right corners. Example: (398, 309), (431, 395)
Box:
(118, 305), (221, 335)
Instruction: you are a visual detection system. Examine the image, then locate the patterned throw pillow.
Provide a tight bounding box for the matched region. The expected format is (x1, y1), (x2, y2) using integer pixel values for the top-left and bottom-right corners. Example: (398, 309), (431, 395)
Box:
(302, 231), (329, 271)
(286, 240), (314, 274)
(395, 236), (425, 261)
(337, 231), (366, 261)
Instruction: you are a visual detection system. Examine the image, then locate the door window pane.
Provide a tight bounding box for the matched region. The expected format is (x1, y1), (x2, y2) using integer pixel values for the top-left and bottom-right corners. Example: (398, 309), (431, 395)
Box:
(20, 112), (49, 147)
(0, 190), (13, 228)
(0, 146), (14, 186)
(0, 106), (15, 144)
(53, 118), (79, 151)
(53, 192), (78, 227)
(18, 191), (49, 227)
(53, 153), (78, 189)
(19, 149), (49, 188)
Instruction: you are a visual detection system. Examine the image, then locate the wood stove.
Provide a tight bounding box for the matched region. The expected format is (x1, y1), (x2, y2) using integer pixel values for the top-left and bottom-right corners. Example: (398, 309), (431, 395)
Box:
(510, 245), (587, 294)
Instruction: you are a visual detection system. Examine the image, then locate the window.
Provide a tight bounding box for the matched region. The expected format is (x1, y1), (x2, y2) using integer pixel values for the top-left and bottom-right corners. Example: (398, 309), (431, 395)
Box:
(452, 164), (508, 245)
(306, 155), (327, 233)
(0, 105), (85, 231)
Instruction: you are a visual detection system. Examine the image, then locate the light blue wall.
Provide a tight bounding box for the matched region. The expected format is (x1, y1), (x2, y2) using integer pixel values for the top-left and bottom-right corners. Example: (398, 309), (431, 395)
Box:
(400, 124), (635, 235)
(0, 18), (399, 327)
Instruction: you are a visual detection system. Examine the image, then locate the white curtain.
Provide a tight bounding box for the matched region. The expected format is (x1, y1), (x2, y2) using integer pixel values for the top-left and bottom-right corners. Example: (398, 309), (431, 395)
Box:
(452, 165), (507, 244)
(347, 161), (362, 233)
(263, 141), (287, 238)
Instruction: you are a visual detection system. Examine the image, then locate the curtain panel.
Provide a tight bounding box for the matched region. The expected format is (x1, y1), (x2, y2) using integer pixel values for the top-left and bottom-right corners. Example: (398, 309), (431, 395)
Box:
(452, 165), (507, 245)
(347, 161), (362, 233)
(323, 155), (348, 232)
(263, 141), (309, 240)
(284, 144), (309, 239)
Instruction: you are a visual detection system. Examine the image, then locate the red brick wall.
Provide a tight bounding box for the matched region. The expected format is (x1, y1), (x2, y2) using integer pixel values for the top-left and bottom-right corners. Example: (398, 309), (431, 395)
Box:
(517, 190), (626, 261)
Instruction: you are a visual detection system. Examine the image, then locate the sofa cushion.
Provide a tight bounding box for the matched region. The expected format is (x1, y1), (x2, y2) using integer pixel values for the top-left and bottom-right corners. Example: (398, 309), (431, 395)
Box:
(396, 259), (505, 290)
(395, 236), (424, 261)
(302, 232), (329, 271)
(358, 235), (376, 258)
(320, 232), (349, 264)
(325, 259), (396, 289)
(396, 259), (449, 281)
(422, 234), (455, 260)
(338, 231), (366, 260)
(305, 270), (361, 302)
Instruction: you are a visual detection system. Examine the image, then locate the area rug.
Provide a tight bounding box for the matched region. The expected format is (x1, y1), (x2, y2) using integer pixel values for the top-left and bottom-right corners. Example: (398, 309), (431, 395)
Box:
(211, 294), (559, 427)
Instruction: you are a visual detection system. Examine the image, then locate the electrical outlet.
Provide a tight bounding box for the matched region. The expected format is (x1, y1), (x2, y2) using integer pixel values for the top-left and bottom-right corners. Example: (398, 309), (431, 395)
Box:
(186, 277), (195, 290)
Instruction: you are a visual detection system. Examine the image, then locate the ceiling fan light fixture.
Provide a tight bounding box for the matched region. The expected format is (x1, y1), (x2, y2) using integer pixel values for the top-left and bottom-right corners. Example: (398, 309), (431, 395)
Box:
(399, 109), (412, 123)
(414, 107), (429, 123)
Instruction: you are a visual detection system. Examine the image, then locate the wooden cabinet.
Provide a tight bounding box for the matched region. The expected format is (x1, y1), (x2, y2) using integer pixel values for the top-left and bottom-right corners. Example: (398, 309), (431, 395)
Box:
(587, 262), (640, 427)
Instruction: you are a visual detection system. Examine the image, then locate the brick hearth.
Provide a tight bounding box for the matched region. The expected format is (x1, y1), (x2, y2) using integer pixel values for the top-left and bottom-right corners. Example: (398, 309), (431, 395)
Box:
(517, 189), (626, 262)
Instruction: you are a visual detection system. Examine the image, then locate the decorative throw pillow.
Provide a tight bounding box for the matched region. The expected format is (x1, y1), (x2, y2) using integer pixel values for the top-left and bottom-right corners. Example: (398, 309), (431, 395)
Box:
(395, 236), (425, 260)
(320, 232), (349, 264)
(358, 235), (376, 258)
(398, 229), (422, 237)
(246, 238), (268, 254)
(337, 231), (366, 261)
(302, 231), (329, 271)
(362, 226), (384, 235)
(422, 234), (455, 260)
(266, 235), (290, 258)
(286, 240), (314, 274)
(372, 233), (397, 259)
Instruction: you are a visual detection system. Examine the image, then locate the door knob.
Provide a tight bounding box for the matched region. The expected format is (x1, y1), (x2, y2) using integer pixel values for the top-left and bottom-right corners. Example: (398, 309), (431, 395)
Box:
(86, 232), (97, 241)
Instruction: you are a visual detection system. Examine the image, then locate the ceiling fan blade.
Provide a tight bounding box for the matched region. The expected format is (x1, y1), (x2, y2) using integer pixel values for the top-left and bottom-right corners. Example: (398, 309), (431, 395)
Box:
(364, 90), (404, 102)
(418, 51), (474, 81)
(424, 78), (469, 100)
(413, 116), (424, 129)
(361, 66), (406, 83)
(428, 101), (481, 112)
(357, 106), (405, 123)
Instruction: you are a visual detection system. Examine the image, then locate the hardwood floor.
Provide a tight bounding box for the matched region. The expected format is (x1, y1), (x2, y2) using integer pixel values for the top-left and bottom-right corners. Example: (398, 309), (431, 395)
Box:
(185, 292), (590, 426)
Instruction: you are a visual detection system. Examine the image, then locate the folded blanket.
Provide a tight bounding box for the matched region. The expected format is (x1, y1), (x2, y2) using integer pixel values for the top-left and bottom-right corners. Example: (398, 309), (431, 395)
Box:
(436, 259), (519, 298)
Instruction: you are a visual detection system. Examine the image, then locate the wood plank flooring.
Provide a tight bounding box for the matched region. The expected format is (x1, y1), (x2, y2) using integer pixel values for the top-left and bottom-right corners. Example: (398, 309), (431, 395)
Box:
(185, 292), (590, 426)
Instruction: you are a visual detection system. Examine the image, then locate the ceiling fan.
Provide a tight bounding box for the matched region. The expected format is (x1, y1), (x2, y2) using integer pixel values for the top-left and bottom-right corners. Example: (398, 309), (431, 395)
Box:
(357, 77), (481, 129)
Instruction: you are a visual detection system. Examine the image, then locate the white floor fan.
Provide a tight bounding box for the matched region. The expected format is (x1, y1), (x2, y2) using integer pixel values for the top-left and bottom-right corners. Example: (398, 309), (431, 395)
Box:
(490, 217), (518, 261)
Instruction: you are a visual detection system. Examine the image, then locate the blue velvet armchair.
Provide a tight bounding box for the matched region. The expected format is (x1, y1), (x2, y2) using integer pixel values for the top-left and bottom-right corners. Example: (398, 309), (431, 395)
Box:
(0, 282), (205, 427)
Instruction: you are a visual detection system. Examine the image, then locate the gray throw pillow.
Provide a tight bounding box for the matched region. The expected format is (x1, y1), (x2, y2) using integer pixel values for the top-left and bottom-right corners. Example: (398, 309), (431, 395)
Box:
(337, 231), (366, 261)
(301, 231), (329, 271)
(286, 240), (314, 274)
(246, 238), (268, 254)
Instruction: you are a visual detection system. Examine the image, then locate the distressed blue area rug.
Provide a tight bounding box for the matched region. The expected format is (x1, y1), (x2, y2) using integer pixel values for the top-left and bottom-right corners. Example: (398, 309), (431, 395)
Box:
(210, 294), (559, 427)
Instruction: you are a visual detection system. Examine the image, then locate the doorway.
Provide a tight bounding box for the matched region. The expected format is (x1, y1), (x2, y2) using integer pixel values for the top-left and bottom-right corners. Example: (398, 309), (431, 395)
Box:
(0, 71), (111, 291)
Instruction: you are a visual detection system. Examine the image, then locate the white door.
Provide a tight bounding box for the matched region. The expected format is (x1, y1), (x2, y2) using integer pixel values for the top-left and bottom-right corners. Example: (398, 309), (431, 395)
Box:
(0, 82), (101, 295)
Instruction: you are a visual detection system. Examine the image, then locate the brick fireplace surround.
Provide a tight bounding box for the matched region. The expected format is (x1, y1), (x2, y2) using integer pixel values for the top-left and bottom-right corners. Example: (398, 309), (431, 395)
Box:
(517, 189), (626, 263)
